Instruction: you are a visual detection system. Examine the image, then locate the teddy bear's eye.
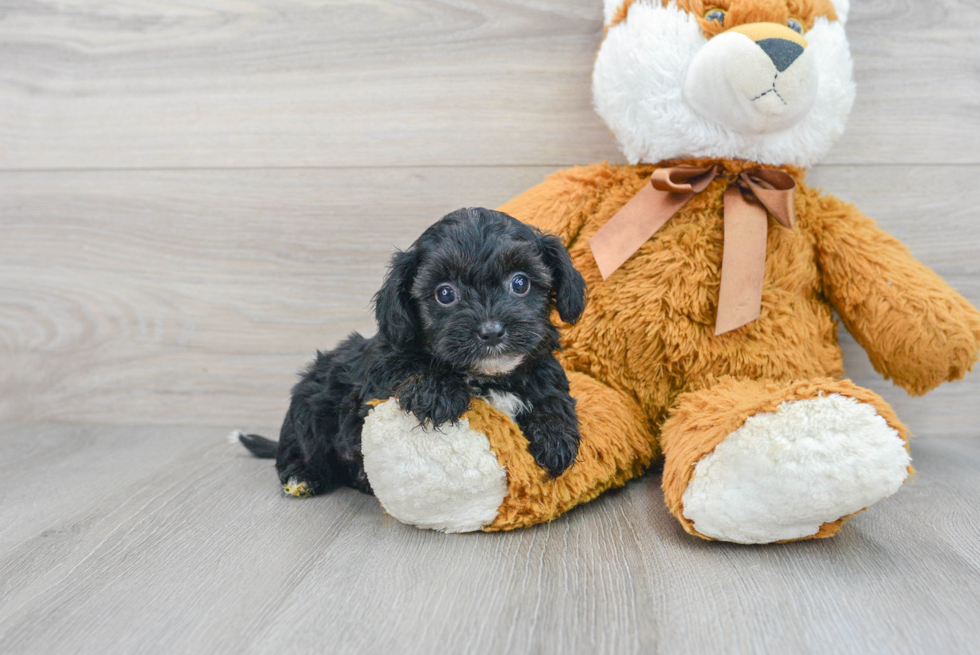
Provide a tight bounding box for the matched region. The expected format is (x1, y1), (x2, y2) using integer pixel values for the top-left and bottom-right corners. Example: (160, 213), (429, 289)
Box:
(787, 18), (804, 34)
(704, 8), (726, 25)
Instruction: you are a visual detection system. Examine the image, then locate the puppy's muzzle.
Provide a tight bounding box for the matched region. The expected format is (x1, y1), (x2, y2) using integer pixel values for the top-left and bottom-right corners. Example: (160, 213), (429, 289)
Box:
(478, 320), (506, 346)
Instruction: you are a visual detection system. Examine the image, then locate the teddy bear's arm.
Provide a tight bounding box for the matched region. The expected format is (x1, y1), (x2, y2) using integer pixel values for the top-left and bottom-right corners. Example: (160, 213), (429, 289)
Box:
(498, 165), (605, 244)
(813, 193), (980, 395)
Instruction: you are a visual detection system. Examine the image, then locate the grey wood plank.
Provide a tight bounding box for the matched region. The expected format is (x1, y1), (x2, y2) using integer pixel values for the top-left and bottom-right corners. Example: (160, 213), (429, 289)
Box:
(0, 424), (977, 655)
(0, 166), (552, 427)
(0, 0), (618, 170)
(0, 0), (977, 169)
(0, 423), (235, 547)
(807, 164), (980, 278)
(1, 165), (978, 435)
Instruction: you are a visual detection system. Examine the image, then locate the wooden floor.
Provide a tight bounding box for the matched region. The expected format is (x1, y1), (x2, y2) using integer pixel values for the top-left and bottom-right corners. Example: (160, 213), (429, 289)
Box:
(0, 424), (979, 654)
(2, 1), (979, 653)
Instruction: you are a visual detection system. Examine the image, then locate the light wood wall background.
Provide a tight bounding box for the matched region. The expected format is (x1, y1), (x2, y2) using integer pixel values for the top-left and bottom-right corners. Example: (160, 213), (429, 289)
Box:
(2, 0), (978, 437)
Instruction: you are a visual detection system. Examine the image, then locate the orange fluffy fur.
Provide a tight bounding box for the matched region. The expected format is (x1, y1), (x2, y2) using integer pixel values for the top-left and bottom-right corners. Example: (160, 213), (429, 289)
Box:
(659, 376), (913, 540)
(465, 158), (980, 537)
(609, 0), (838, 33)
(361, 0), (979, 538)
(463, 372), (657, 531)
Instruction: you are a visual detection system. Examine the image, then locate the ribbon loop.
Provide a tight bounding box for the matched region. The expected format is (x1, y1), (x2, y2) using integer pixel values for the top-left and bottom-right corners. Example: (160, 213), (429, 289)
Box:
(651, 165), (719, 194)
(739, 169), (796, 229)
(588, 164), (797, 335)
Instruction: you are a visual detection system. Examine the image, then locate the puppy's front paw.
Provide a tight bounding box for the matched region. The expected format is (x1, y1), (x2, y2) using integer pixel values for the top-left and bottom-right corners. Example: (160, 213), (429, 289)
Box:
(525, 421), (580, 478)
(397, 376), (471, 428)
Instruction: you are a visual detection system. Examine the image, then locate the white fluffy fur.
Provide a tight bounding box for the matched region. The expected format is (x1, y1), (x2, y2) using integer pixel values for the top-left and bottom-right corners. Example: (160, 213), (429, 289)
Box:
(681, 394), (911, 544)
(361, 398), (508, 533)
(683, 31), (818, 134)
(472, 354), (524, 376)
(593, 2), (855, 167)
(484, 389), (531, 420)
(603, 0), (624, 25)
(227, 430), (245, 444)
(831, 0), (849, 25)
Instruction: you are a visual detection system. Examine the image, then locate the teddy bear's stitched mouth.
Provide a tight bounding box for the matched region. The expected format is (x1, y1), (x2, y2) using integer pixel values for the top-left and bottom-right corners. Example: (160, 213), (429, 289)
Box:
(750, 75), (789, 106)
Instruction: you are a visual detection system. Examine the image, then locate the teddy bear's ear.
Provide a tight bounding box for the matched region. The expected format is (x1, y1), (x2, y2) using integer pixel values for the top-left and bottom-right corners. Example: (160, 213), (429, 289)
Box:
(601, 0), (850, 27)
(602, 0), (627, 26)
(830, 0), (850, 25)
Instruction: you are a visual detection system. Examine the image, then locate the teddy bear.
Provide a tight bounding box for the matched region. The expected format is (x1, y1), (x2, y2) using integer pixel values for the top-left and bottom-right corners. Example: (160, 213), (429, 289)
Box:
(358, 0), (980, 543)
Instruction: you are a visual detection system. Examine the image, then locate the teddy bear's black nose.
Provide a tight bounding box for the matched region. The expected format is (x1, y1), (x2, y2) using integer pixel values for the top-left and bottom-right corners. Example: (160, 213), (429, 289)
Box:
(478, 321), (506, 345)
(756, 38), (804, 72)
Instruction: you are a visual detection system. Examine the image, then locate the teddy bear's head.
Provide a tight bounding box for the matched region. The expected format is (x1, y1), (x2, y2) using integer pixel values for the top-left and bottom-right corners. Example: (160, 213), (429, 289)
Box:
(594, 0), (854, 168)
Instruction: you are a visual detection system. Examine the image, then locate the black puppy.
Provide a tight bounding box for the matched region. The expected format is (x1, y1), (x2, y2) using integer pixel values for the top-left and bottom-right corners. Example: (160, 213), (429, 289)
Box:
(234, 207), (587, 496)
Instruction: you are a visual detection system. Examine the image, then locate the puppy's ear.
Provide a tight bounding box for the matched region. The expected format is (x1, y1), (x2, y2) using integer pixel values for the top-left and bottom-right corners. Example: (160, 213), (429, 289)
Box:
(373, 248), (420, 347)
(538, 232), (587, 324)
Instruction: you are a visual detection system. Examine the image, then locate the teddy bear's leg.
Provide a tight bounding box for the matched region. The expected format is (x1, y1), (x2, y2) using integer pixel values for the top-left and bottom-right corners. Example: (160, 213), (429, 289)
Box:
(360, 371), (657, 532)
(484, 371), (658, 531)
(660, 377), (913, 544)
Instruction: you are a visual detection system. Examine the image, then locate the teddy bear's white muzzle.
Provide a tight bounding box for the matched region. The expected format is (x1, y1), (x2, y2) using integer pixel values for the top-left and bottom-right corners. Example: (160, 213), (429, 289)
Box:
(684, 30), (818, 135)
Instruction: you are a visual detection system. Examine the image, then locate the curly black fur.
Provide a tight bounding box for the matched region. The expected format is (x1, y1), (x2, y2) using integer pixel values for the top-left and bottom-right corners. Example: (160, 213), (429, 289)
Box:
(236, 207), (588, 495)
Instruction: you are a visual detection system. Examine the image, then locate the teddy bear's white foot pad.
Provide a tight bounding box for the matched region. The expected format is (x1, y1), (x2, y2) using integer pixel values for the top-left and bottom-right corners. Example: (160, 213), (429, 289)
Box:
(361, 399), (508, 533)
(681, 394), (910, 544)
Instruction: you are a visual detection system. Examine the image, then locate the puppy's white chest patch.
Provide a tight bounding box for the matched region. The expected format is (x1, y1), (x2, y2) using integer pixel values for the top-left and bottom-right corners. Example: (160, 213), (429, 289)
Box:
(483, 390), (531, 421)
(472, 354), (524, 376)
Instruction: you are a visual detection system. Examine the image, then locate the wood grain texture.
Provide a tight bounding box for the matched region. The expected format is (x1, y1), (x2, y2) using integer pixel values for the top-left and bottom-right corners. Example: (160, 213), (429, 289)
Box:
(1, 0), (978, 169)
(0, 166), (551, 428)
(1, 2), (978, 653)
(2, 165), (978, 434)
(0, 424), (978, 655)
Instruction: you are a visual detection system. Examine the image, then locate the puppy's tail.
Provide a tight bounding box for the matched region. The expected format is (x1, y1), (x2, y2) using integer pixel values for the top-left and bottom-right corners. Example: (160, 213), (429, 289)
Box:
(228, 430), (278, 459)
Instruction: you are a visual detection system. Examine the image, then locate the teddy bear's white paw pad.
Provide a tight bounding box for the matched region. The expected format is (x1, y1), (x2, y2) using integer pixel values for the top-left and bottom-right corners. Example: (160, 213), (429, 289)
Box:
(681, 394), (910, 544)
(361, 399), (508, 533)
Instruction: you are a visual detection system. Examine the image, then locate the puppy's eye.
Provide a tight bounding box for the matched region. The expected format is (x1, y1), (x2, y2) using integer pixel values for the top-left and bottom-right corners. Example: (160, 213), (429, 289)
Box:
(704, 8), (726, 25)
(509, 274), (530, 296)
(787, 18), (804, 34)
(435, 284), (457, 306)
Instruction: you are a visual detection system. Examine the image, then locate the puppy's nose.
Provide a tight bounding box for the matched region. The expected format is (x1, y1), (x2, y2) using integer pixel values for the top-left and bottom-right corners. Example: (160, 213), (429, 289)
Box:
(478, 321), (506, 345)
(756, 38), (804, 72)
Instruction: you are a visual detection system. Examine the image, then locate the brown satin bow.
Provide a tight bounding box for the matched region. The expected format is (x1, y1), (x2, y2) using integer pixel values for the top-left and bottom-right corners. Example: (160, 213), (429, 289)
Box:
(588, 165), (796, 335)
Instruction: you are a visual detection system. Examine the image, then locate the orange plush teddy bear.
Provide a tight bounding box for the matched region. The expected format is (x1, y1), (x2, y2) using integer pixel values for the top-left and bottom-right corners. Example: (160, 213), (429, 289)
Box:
(359, 0), (980, 543)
